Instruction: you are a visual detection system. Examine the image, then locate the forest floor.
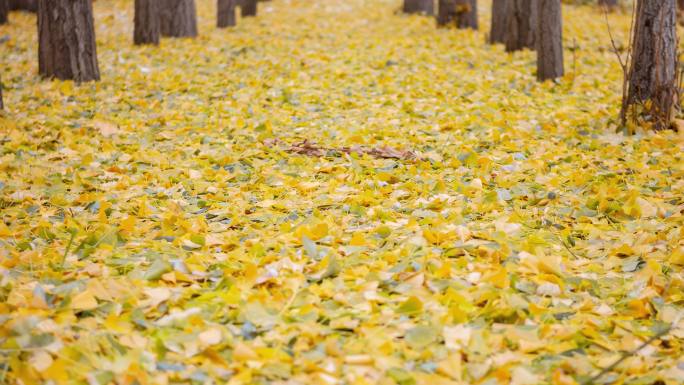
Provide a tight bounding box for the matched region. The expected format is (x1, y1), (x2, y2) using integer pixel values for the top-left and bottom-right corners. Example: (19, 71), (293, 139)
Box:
(1, 0), (684, 384)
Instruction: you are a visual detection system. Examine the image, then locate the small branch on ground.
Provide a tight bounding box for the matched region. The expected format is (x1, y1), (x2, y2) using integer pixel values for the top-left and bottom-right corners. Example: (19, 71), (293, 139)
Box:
(264, 138), (420, 161)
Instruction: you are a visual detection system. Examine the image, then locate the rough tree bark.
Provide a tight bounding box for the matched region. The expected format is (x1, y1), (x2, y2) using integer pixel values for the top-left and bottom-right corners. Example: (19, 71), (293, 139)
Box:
(403, 0), (434, 15)
(1, 0), (9, 24)
(490, 0), (507, 44)
(536, 0), (563, 81)
(10, 0), (37, 12)
(505, 0), (537, 52)
(437, 0), (477, 29)
(160, 0), (198, 38)
(624, 0), (678, 129)
(217, 0), (236, 28)
(134, 0), (160, 45)
(38, 0), (100, 82)
(241, 0), (257, 17)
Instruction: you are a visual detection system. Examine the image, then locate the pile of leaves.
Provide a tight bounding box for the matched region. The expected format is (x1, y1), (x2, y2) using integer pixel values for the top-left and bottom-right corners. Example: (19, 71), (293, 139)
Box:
(1, 0), (683, 384)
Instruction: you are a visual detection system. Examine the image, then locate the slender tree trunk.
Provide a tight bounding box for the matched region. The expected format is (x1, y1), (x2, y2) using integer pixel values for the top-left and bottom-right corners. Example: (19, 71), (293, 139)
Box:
(134, 0), (160, 45)
(241, 0), (257, 17)
(1, 0), (9, 24)
(160, 0), (198, 38)
(0, 74), (4, 111)
(38, 0), (100, 82)
(490, 0), (507, 44)
(437, 0), (477, 28)
(403, 0), (434, 15)
(217, 0), (236, 27)
(536, 0), (563, 81)
(505, 0), (537, 52)
(623, 0), (678, 129)
(10, 0), (37, 12)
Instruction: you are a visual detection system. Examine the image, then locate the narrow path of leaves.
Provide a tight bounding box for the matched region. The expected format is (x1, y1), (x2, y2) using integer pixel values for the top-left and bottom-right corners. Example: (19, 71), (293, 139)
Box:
(0, 1), (683, 384)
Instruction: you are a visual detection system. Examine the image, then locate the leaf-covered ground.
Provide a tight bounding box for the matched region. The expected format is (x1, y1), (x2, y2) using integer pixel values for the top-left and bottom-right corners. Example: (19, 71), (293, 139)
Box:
(1, 1), (684, 384)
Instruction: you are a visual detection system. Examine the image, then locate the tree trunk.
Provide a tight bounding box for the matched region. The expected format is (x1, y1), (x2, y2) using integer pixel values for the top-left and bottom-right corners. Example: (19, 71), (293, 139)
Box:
(0, 75), (4, 111)
(241, 0), (257, 17)
(38, 0), (100, 82)
(505, 0), (537, 52)
(10, 0), (37, 12)
(217, 0), (236, 27)
(437, 0), (477, 29)
(1, 0), (9, 24)
(678, 0), (684, 25)
(134, 0), (160, 45)
(160, 0), (198, 38)
(403, 0), (434, 15)
(490, 0), (507, 44)
(536, 0), (563, 81)
(598, 0), (617, 8)
(455, 0), (477, 29)
(624, 0), (678, 129)
(437, 0), (451, 26)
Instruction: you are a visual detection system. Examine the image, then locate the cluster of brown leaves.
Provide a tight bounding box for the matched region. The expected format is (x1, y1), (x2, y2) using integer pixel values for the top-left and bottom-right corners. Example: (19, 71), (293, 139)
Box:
(267, 138), (419, 160)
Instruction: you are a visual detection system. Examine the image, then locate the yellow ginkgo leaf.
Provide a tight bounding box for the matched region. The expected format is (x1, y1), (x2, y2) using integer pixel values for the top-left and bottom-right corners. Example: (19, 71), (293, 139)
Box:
(71, 290), (98, 311)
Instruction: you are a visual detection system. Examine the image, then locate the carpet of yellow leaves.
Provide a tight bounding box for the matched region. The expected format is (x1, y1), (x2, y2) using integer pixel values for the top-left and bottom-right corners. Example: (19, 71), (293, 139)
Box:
(1, 0), (684, 384)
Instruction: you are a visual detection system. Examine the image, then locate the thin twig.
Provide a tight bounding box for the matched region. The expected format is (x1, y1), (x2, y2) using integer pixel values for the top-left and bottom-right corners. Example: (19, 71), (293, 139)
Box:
(60, 231), (76, 269)
(582, 324), (672, 385)
(572, 38), (578, 85)
(602, 3), (631, 128)
(603, 8), (627, 70)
